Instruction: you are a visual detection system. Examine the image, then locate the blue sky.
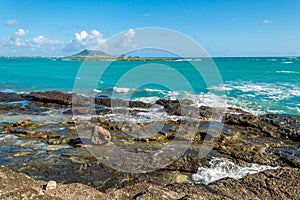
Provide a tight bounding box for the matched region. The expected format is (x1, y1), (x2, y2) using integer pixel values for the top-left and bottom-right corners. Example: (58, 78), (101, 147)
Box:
(1, 0), (300, 56)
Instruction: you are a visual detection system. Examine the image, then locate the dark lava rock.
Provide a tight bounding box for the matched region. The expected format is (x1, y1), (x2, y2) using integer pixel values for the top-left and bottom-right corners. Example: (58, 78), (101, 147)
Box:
(26, 91), (73, 105)
(268, 147), (300, 168)
(225, 113), (300, 141)
(155, 99), (217, 119)
(95, 97), (128, 108)
(95, 97), (151, 109)
(95, 97), (112, 107)
(162, 103), (201, 117)
(0, 92), (24, 102)
(155, 99), (180, 106)
(0, 103), (22, 111)
(129, 101), (152, 108)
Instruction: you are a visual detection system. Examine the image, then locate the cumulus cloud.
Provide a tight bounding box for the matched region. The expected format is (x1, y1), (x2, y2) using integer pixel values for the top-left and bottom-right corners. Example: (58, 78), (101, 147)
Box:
(262, 19), (271, 24)
(75, 31), (89, 41)
(90, 29), (101, 37)
(95, 28), (137, 55)
(125, 28), (135, 38)
(0, 29), (65, 56)
(0, 28), (107, 55)
(0, 28), (136, 56)
(9, 29), (29, 46)
(15, 28), (28, 36)
(121, 28), (136, 48)
(5, 19), (20, 26)
(30, 36), (61, 45)
(66, 29), (105, 51)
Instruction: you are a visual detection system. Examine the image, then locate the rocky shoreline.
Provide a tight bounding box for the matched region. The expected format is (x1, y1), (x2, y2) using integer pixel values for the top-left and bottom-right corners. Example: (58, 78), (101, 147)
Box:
(0, 91), (299, 199)
(1, 165), (299, 199)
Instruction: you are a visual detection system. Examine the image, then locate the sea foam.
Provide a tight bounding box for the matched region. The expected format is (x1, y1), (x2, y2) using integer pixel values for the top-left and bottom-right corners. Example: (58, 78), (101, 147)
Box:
(192, 157), (278, 185)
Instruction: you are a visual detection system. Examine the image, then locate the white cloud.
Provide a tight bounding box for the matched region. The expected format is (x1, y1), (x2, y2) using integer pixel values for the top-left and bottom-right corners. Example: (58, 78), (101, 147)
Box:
(0, 29), (65, 56)
(75, 31), (88, 41)
(90, 29), (101, 37)
(94, 29), (137, 55)
(144, 13), (151, 17)
(125, 28), (135, 38)
(67, 29), (105, 51)
(121, 28), (136, 48)
(8, 29), (29, 46)
(5, 19), (20, 26)
(30, 36), (61, 45)
(0, 28), (116, 56)
(262, 19), (271, 24)
(15, 29), (28, 36)
(0, 29), (106, 55)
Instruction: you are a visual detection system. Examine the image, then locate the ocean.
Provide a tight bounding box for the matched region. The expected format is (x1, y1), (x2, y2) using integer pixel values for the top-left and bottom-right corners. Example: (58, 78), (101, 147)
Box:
(0, 57), (299, 115)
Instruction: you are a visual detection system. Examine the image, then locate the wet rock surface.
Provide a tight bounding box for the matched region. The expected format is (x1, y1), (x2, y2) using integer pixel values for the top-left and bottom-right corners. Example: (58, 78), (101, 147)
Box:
(0, 91), (299, 199)
(0, 165), (299, 200)
(90, 125), (111, 144)
(26, 91), (73, 105)
(0, 92), (24, 102)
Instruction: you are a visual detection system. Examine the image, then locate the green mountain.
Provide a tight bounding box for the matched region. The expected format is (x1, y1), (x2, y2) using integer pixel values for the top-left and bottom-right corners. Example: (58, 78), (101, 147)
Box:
(71, 49), (112, 58)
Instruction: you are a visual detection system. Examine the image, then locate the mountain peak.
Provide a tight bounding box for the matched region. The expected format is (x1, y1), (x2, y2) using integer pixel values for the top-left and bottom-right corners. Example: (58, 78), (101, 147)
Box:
(71, 49), (112, 57)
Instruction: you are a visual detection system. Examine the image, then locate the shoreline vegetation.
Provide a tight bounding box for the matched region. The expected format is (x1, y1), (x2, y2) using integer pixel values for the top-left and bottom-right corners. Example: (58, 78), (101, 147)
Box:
(0, 90), (299, 199)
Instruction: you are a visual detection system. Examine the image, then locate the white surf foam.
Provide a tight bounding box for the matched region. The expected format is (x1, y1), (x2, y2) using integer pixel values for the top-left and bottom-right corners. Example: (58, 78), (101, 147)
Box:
(113, 87), (134, 93)
(281, 61), (293, 64)
(133, 96), (160, 103)
(0, 134), (20, 141)
(276, 70), (299, 74)
(192, 157), (279, 185)
(102, 111), (181, 123)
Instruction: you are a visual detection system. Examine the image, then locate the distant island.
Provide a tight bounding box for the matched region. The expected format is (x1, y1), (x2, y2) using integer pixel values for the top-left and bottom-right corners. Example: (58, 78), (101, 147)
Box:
(70, 49), (178, 61)
(71, 49), (113, 58)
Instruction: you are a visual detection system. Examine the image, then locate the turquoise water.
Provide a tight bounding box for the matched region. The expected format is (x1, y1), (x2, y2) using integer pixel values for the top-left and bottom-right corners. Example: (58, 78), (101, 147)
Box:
(0, 57), (299, 115)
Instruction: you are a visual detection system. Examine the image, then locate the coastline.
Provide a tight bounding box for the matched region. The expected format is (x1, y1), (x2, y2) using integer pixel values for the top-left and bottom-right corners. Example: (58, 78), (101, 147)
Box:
(1, 165), (299, 199)
(0, 90), (299, 199)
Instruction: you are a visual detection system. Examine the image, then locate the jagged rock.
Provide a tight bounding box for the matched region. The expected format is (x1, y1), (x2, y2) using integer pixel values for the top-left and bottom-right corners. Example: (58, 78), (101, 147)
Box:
(26, 91), (73, 105)
(59, 120), (75, 125)
(91, 125), (111, 145)
(224, 113), (300, 141)
(1, 90), (300, 199)
(45, 181), (57, 190)
(155, 99), (179, 106)
(0, 92), (24, 102)
(0, 166), (105, 199)
(15, 119), (33, 126)
(116, 121), (141, 133)
(129, 101), (152, 108)
(2, 165), (299, 200)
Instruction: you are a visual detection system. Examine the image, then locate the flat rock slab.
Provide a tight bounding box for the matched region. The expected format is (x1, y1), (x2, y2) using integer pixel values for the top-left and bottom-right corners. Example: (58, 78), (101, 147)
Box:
(0, 165), (299, 200)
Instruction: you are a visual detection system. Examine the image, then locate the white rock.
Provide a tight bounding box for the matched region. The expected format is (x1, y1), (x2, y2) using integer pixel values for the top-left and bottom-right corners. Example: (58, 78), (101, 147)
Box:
(91, 125), (111, 145)
(45, 181), (57, 190)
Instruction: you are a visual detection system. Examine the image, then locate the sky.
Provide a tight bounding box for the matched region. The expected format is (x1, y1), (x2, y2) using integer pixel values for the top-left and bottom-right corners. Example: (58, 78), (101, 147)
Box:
(0, 0), (300, 57)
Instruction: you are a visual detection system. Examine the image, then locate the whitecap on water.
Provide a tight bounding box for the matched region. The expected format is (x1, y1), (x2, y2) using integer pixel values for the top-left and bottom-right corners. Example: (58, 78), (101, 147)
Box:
(0, 134), (20, 141)
(113, 86), (134, 93)
(133, 96), (160, 103)
(276, 70), (299, 74)
(192, 157), (278, 185)
(281, 61), (294, 64)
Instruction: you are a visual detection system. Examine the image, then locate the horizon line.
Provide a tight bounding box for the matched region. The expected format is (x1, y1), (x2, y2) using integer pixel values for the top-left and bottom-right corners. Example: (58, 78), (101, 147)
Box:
(0, 55), (299, 58)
